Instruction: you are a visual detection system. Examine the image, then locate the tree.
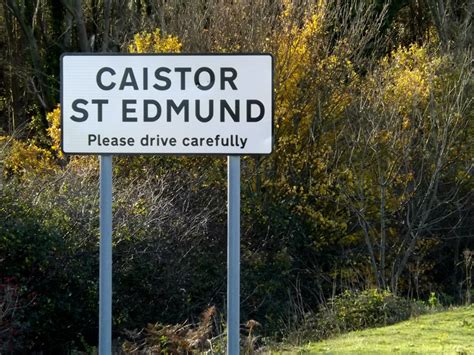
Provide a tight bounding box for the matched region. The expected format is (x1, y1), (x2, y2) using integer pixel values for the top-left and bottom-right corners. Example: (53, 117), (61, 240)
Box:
(339, 44), (473, 294)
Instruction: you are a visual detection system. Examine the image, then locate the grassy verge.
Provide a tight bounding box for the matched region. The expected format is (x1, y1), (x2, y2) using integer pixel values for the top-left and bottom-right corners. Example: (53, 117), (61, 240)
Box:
(276, 305), (474, 354)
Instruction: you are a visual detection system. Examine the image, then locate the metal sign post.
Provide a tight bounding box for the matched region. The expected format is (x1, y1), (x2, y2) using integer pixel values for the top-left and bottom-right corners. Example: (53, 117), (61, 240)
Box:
(99, 154), (113, 355)
(227, 155), (240, 355)
(61, 53), (272, 355)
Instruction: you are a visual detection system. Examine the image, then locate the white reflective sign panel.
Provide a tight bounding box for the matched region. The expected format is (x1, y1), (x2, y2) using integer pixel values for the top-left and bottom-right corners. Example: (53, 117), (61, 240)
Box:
(61, 54), (273, 154)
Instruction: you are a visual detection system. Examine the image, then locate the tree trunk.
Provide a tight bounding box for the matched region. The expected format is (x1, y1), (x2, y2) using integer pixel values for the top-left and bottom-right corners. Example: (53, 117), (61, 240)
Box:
(6, 0), (54, 114)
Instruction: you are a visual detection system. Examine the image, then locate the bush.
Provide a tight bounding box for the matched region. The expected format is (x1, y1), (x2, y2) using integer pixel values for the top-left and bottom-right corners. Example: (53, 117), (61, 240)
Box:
(0, 280), (30, 352)
(285, 289), (428, 344)
(0, 155), (227, 350)
(325, 289), (413, 331)
(0, 189), (98, 352)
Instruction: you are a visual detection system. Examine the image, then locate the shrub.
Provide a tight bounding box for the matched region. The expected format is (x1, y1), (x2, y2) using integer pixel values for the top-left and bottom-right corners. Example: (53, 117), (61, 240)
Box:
(0, 155), (228, 349)
(0, 188), (98, 352)
(0, 280), (31, 352)
(284, 289), (427, 345)
(325, 289), (413, 331)
(2, 139), (58, 180)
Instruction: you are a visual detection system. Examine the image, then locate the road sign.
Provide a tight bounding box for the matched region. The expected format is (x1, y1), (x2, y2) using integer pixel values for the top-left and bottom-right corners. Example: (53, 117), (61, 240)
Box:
(61, 53), (272, 355)
(61, 54), (273, 155)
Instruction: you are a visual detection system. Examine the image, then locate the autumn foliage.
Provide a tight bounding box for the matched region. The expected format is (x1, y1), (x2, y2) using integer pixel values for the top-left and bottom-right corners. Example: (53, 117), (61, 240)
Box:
(0, 0), (472, 352)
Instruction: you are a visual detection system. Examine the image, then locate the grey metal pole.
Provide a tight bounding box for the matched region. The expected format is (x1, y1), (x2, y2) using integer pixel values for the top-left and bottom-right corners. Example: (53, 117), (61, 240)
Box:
(99, 155), (113, 355)
(227, 155), (240, 355)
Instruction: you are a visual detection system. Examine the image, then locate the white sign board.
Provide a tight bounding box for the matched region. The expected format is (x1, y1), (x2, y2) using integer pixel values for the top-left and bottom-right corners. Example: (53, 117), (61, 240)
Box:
(61, 54), (273, 154)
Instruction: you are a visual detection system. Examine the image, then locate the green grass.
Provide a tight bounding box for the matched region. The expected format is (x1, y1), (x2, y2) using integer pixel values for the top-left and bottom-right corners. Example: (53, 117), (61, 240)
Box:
(277, 305), (474, 354)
